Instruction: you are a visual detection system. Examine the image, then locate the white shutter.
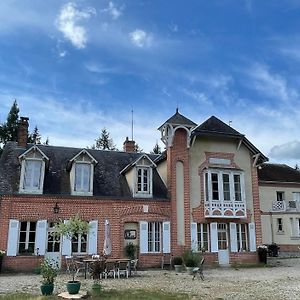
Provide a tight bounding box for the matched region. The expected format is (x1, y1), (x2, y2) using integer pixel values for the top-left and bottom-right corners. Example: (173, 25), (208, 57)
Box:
(191, 222), (198, 251)
(35, 220), (47, 255)
(88, 220), (98, 255)
(61, 220), (71, 256)
(230, 223), (238, 252)
(249, 222), (256, 252)
(7, 220), (20, 256)
(162, 221), (171, 253)
(210, 222), (218, 252)
(139, 221), (148, 253)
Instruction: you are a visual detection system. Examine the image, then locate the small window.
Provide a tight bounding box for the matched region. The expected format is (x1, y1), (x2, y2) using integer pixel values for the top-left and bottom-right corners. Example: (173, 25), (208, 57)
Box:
(234, 175), (242, 201)
(237, 224), (249, 251)
(277, 218), (283, 232)
(75, 163), (91, 192)
(147, 222), (161, 252)
(137, 167), (150, 193)
(19, 221), (36, 254)
(211, 173), (219, 200)
(197, 223), (210, 252)
(72, 233), (87, 254)
(222, 174), (230, 201)
(277, 191), (285, 201)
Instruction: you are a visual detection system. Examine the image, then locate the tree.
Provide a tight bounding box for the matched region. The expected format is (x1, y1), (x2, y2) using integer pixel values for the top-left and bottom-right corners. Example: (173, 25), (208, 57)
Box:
(134, 143), (143, 153)
(28, 126), (41, 144)
(151, 142), (161, 154)
(44, 137), (50, 145)
(94, 128), (117, 150)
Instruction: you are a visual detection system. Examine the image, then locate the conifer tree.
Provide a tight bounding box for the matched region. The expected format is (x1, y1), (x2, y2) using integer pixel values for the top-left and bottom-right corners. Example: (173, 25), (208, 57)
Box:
(1, 100), (19, 144)
(151, 142), (162, 154)
(94, 128), (117, 150)
(28, 126), (42, 144)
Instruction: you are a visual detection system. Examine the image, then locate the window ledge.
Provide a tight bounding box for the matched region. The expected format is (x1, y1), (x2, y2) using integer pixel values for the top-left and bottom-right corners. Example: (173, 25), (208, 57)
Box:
(290, 236), (300, 240)
(71, 191), (93, 196)
(19, 189), (43, 195)
(134, 193), (153, 198)
(276, 231), (285, 235)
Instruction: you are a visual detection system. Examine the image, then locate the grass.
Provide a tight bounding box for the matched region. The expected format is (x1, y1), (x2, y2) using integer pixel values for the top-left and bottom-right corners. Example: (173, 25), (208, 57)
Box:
(0, 290), (193, 300)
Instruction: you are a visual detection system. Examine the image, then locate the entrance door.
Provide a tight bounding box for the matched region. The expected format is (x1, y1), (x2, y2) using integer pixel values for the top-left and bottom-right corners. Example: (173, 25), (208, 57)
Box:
(45, 222), (61, 268)
(217, 223), (229, 265)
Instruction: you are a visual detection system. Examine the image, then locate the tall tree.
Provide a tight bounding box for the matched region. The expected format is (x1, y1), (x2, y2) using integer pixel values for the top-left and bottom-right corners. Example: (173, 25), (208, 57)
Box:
(28, 126), (42, 144)
(43, 137), (50, 145)
(1, 100), (19, 144)
(134, 143), (143, 153)
(94, 128), (117, 150)
(151, 142), (162, 154)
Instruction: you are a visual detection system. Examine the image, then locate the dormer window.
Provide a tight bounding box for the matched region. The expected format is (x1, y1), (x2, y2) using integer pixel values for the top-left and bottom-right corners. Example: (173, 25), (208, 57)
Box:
(137, 167), (150, 193)
(19, 146), (48, 194)
(69, 149), (97, 196)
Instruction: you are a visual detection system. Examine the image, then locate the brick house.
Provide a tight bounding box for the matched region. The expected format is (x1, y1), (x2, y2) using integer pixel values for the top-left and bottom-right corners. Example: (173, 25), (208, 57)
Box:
(0, 110), (269, 271)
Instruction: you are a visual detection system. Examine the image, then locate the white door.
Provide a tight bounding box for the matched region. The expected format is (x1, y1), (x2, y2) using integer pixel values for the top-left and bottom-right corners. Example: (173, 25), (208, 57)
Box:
(218, 223), (230, 265)
(45, 222), (61, 268)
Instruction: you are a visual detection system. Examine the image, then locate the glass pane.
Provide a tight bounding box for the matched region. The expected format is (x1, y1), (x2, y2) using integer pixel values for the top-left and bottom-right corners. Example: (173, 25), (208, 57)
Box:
(211, 173), (219, 200)
(234, 175), (242, 201)
(29, 232), (36, 242)
(19, 231), (26, 243)
(30, 222), (36, 231)
(20, 221), (27, 231)
(205, 173), (209, 201)
(222, 174), (230, 201)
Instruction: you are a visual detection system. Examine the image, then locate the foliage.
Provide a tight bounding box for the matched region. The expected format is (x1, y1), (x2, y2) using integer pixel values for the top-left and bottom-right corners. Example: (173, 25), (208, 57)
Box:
(27, 126), (41, 144)
(151, 142), (162, 154)
(133, 143), (143, 152)
(40, 258), (58, 284)
(182, 250), (201, 267)
(0, 250), (5, 257)
(124, 243), (137, 260)
(53, 215), (90, 282)
(89, 260), (105, 284)
(172, 256), (183, 265)
(94, 128), (117, 150)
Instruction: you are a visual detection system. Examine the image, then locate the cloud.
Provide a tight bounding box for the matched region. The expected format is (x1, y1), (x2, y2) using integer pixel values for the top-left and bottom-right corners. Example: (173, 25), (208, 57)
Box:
(56, 2), (96, 49)
(269, 141), (300, 160)
(129, 29), (152, 48)
(246, 63), (298, 102)
(181, 88), (212, 106)
(102, 2), (122, 20)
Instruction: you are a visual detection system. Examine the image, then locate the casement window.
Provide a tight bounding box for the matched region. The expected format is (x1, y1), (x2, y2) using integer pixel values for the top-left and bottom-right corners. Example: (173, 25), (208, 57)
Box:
(75, 163), (91, 192)
(236, 224), (248, 251)
(47, 222), (60, 253)
(19, 221), (37, 254)
(72, 233), (88, 254)
(137, 167), (150, 193)
(148, 222), (161, 252)
(204, 170), (245, 203)
(276, 191), (285, 201)
(277, 218), (283, 232)
(217, 223), (228, 250)
(197, 223), (210, 252)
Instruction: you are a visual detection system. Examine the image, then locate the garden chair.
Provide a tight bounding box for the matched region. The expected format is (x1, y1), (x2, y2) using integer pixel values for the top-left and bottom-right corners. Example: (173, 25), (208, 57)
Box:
(192, 258), (205, 281)
(130, 258), (138, 275)
(117, 260), (129, 278)
(104, 261), (116, 279)
(65, 256), (73, 273)
(161, 254), (173, 270)
(75, 260), (85, 277)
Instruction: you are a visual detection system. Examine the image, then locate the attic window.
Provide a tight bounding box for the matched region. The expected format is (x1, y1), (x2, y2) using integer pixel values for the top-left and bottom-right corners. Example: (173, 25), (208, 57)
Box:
(75, 163), (91, 192)
(134, 166), (153, 198)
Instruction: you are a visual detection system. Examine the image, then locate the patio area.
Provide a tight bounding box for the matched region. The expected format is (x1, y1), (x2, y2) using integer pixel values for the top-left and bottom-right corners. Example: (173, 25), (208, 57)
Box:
(0, 258), (300, 299)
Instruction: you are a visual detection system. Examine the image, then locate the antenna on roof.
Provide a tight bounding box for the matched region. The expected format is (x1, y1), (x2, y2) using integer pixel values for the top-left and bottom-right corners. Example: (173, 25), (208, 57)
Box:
(131, 108), (134, 141)
(228, 120), (232, 127)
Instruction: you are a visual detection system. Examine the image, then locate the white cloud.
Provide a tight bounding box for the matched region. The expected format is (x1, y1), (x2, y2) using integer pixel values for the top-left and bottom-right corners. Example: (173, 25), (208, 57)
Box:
(269, 141), (300, 160)
(56, 2), (96, 49)
(129, 29), (152, 48)
(182, 88), (212, 106)
(102, 2), (122, 20)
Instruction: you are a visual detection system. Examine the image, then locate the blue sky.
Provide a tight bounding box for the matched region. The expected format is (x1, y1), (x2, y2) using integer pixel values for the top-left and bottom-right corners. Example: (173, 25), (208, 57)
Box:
(1, 1), (300, 166)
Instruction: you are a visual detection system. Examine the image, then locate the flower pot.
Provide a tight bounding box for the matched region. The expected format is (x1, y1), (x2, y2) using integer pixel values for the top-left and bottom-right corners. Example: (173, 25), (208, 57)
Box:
(92, 283), (102, 295)
(0, 256), (3, 273)
(174, 265), (183, 273)
(186, 266), (195, 275)
(67, 281), (81, 295)
(258, 250), (267, 264)
(40, 283), (54, 295)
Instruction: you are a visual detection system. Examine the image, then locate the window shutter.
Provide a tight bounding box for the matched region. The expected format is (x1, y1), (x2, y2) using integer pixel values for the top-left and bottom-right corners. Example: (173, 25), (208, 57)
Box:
(191, 222), (198, 251)
(61, 220), (71, 256)
(88, 220), (98, 255)
(249, 222), (256, 252)
(7, 219), (20, 256)
(139, 221), (148, 253)
(35, 220), (47, 255)
(210, 222), (218, 252)
(162, 221), (171, 253)
(229, 222), (238, 252)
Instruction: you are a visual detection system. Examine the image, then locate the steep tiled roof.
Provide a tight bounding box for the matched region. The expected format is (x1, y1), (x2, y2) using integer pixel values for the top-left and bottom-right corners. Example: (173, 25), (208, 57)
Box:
(258, 163), (300, 183)
(192, 116), (243, 138)
(0, 142), (168, 199)
(158, 109), (197, 130)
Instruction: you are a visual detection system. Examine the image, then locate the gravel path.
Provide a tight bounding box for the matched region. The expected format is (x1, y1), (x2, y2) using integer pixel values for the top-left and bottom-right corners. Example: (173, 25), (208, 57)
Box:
(0, 258), (300, 299)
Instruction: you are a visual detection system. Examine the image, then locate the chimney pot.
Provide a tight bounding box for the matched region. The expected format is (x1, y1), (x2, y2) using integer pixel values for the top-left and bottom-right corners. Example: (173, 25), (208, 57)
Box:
(17, 116), (29, 148)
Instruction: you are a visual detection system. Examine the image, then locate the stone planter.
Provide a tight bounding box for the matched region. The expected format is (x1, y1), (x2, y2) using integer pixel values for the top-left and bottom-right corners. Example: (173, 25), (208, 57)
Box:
(258, 250), (267, 264)
(67, 281), (81, 295)
(40, 283), (54, 295)
(174, 265), (183, 273)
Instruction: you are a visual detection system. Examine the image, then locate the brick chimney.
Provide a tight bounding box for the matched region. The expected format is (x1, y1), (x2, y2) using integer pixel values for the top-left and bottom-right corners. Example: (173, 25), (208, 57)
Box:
(17, 117), (29, 148)
(123, 137), (136, 152)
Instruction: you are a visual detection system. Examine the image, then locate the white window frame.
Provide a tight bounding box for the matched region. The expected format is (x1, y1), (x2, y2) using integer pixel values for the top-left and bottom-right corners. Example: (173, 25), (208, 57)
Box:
(204, 169), (245, 203)
(71, 233), (88, 254)
(18, 221), (37, 254)
(148, 222), (161, 253)
(197, 223), (210, 252)
(19, 159), (45, 194)
(277, 218), (284, 233)
(236, 223), (249, 251)
(134, 166), (153, 198)
(71, 161), (94, 196)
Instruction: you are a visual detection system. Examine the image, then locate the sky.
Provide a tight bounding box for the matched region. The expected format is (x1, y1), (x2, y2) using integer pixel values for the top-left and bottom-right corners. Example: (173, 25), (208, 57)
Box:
(1, 1), (300, 166)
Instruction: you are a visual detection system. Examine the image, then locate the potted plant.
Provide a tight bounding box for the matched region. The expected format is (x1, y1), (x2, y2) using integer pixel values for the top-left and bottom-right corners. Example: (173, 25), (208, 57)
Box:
(124, 243), (137, 260)
(40, 258), (58, 295)
(173, 256), (183, 273)
(257, 245), (268, 264)
(0, 250), (5, 273)
(53, 215), (90, 295)
(89, 260), (105, 296)
(182, 250), (201, 275)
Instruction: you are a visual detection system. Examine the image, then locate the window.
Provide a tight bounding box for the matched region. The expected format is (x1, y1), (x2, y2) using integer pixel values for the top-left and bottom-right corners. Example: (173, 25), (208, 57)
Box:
(217, 223), (228, 250)
(276, 191), (285, 201)
(298, 219), (300, 237)
(197, 223), (210, 252)
(148, 222), (161, 252)
(236, 224), (248, 251)
(205, 170), (245, 202)
(72, 233), (87, 254)
(47, 222), (60, 253)
(75, 163), (91, 192)
(137, 167), (150, 193)
(277, 218), (283, 232)
(19, 221), (36, 254)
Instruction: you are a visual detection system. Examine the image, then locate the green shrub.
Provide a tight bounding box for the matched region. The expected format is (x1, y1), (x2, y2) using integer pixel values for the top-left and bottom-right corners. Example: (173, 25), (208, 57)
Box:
(173, 256), (183, 265)
(182, 250), (201, 267)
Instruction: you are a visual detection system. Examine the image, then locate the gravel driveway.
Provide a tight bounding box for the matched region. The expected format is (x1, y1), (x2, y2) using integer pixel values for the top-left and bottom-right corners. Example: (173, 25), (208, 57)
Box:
(0, 258), (300, 299)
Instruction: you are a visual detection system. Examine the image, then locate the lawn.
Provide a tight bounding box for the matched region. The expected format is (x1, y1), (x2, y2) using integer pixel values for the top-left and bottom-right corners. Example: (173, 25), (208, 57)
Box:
(0, 290), (193, 300)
